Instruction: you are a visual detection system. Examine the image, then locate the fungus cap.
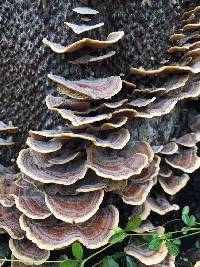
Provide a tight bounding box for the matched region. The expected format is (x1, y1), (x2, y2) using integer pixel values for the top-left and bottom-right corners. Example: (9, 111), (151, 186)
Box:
(9, 238), (50, 266)
(64, 22), (104, 34)
(48, 74), (122, 100)
(20, 205), (119, 250)
(42, 31), (124, 53)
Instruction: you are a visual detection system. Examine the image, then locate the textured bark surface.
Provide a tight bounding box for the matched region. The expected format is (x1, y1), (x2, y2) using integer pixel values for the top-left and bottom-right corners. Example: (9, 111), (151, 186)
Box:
(0, 0), (197, 163)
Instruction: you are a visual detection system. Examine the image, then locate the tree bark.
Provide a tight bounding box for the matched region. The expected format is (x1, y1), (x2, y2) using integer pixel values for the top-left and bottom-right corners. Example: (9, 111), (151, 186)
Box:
(0, 0), (197, 163)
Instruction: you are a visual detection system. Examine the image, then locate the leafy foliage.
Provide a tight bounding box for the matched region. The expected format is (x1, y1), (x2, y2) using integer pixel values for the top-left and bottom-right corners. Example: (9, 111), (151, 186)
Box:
(72, 242), (84, 262)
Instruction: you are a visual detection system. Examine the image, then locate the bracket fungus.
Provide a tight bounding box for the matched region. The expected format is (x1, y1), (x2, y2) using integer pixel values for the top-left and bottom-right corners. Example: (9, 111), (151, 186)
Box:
(125, 227), (168, 265)
(6, 3), (200, 265)
(42, 31), (124, 53)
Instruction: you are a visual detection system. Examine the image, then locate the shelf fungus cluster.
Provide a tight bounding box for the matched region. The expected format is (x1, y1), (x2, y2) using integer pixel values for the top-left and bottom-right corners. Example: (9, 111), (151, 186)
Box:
(2, 3), (200, 267)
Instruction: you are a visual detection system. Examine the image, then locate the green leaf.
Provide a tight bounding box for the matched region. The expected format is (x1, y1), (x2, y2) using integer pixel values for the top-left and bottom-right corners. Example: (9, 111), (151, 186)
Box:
(60, 259), (78, 267)
(181, 227), (189, 235)
(189, 215), (197, 226)
(125, 215), (141, 232)
(195, 240), (200, 249)
(148, 237), (163, 251)
(142, 233), (154, 242)
(72, 242), (83, 262)
(112, 252), (125, 260)
(108, 232), (125, 244)
(102, 256), (119, 267)
(114, 227), (124, 234)
(126, 256), (137, 267)
(108, 227), (125, 244)
(182, 206), (190, 215)
(182, 213), (190, 226)
(173, 239), (181, 246)
(164, 232), (172, 239)
(166, 240), (180, 257)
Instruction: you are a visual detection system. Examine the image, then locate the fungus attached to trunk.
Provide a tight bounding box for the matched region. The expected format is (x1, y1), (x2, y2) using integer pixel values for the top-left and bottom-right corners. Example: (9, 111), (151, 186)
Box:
(42, 31), (124, 53)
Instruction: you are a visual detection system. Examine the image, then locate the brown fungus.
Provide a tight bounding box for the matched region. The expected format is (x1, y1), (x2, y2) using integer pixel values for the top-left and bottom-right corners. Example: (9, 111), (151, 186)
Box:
(87, 144), (148, 180)
(9, 238), (50, 266)
(48, 74), (122, 100)
(42, 31), (124, 53)
(20, 205), (119, 250)
(165, 147), (200, 173)
(17, 148), (88, 185)
(158, 173), (190, 195)
(122, 180), (154, 205)
(68, 51), (116, 64)
(125, 227), (168, 265)
(44, 190), (104, 223)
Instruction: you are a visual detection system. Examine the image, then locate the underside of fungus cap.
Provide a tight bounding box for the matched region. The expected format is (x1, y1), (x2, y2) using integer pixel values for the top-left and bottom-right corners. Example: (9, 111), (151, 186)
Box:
(87, 144), (148, 180)
(165, 146), (200, 173)
(9, 238), (50, 266)
(158, 173), (190, 195)
(125, 227), (168, 265)
(130, 65), (192, 75)
(48, 74), (122, 100)
(0, 121), (18, 133)
(44, 189), (104, 223)
(20, 205), (119, 250)
(69, 51), (116, 65)
(42, 31), (124, 53)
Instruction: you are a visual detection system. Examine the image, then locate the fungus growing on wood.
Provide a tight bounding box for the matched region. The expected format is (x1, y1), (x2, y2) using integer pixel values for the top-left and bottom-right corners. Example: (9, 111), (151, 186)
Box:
(0, 122), (18, 132)
(48, 74), (122, 100)
(146, 196), (179, 215)
(130, 65), (192, 75)
(158, 173), (190, 195)
(159, 142), (179, 155)
(11, 3), (200, 265)
(125, 227), (168, 265)
(122, 180), (154, 205)
(44, 189), (104, 223)
(0, 206), (24, 239)
(14, 182), (51, 220)
(87, 144), (148, 180)
(20, 205), (119, 250)
(165, 146), (200, 173)
(69, 51), (116, 64)
(64, 22), (104, 34)
(17, 148), (88, 185)
(130, 156), (160, 183)
(26, 137), (63, 154)
(9, 238), (50, 266)
(72, 7), (99, 15)
(174, 132), (200, 147)
(43, 31), (124, 53)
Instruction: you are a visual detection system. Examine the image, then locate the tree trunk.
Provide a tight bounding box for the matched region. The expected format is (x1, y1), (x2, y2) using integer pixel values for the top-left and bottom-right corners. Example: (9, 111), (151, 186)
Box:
(0, 0), (197, 163)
